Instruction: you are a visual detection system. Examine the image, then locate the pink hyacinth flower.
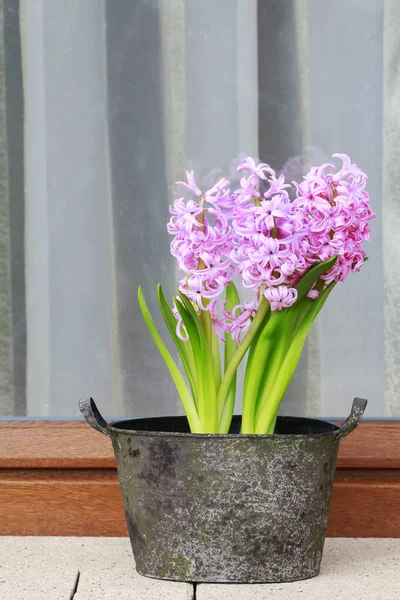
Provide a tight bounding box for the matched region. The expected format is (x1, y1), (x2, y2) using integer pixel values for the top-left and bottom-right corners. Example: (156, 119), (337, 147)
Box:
(264, 286), (298, 311)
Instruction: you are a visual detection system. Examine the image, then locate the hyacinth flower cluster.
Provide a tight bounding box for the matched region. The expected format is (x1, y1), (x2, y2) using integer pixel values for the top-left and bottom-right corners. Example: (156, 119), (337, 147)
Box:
(138, 154), (374, 434)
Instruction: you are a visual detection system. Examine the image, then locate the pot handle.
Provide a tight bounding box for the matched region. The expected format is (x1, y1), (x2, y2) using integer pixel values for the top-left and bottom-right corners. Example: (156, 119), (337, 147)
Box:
(78, 397), (111, 437)
(335, 397), (367, 442)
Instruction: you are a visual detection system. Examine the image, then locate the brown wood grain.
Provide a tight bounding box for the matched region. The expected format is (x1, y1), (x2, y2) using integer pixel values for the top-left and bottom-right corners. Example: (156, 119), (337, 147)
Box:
(0, 421), (115, 468)
(1, 420), (399, 469)
(336, 421), (400, 468)
(0, 421), (400, 469)
(0, 469), (127, 536)
(327, 469), (400, 537)
(1, 467), (399, 537)
(1, 420), (399, 537)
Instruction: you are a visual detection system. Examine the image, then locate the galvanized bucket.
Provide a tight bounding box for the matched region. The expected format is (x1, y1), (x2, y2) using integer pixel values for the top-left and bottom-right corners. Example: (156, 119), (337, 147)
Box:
(79, 397), (366, 583)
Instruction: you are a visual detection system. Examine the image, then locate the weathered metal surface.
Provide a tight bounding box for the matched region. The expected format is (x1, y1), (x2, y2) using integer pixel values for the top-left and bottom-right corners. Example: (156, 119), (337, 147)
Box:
(78, 398), (111, 437)
(79, 398), (367, 583)
(335, 397), (367, 441)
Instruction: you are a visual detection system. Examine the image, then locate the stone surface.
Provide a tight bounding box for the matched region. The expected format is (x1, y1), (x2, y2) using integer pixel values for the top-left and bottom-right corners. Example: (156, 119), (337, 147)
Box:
(197, 538), (400, 599)
(0, 537), (79, 599)
(1, 537), (399, 599)
(0, 537), (192, 599)
(73, 537), (192, 599)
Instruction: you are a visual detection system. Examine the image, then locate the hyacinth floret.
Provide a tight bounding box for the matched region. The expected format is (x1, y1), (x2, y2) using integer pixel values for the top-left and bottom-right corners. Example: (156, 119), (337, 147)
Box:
(294, 153), (375, 285)
(167, 155), (375, 341)
(167, 171), (236, 312)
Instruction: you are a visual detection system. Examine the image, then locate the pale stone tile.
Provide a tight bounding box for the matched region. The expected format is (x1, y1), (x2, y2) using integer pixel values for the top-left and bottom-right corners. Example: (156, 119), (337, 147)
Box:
(73, 537), (192, 600)
(4, 537), (399, 600)
(197, 539), (400, 600)
(0, 537), (78, 599)
(0, 537), (192, 600)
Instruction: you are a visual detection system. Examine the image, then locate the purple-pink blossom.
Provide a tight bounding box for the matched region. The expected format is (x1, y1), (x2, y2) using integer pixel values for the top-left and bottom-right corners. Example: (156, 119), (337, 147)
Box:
(264, 286), (298, 311)
(230, 162), (306, 313)
(221, 291), (260, 343)
(167, 171), (236, 308)
(294, 153), (375, 284)
(167, 155), (375, 342)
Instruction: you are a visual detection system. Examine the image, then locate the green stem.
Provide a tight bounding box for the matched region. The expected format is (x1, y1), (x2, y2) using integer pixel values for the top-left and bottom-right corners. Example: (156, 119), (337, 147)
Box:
(138, 287), (201, 432)
(240, 342), (258, 433)
(199, 306), (219, 432)
(267, 412), (278, 434)
(254, 321), (310, 434)
(253, 307), (297, 432)
(218, 297), (270, 433)
(176, 293), (218, 433)
(200, 306), (213, 350)
(293, 298), (313, 333)
(223, 339), (237, 425)
(254, 283), (336, 434)
(222, 282), (240, 423)
(241, 312), (281, 433)
(212, 330), (222, 391)
(157, 285), (198, 409)
(184, 340), (198, 402)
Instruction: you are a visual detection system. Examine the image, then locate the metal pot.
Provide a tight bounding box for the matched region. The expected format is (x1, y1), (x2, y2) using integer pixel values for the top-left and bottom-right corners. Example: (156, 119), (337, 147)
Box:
(79, 397), (366, 583)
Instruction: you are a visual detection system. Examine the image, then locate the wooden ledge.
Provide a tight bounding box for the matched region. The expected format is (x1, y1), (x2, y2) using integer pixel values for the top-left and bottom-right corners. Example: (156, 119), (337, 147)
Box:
(0, 421), (115, 468)
(0, 420), (399, 469)
(1, 420), (399, 536)
(1, 467), (399, 537)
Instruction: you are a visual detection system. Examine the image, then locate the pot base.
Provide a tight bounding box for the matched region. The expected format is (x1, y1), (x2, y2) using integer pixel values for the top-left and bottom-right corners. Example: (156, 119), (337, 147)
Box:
(135, 564), (321, 584)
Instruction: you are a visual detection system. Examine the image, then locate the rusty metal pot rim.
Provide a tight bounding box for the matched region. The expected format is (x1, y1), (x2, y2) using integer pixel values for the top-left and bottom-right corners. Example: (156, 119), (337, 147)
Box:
(79, 397), (367, 443)
(107, 414), (339, 439)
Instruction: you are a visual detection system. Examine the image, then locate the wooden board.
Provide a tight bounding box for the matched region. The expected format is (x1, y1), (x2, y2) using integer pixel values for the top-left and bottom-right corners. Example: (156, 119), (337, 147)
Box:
(1, 420), (399, 537)
(1, 467), (399, 537)
(328, 469), (400, 537)
(0, 421), (115, 468)
(1, 420), (399, 468)
(0, 469), (127, 536)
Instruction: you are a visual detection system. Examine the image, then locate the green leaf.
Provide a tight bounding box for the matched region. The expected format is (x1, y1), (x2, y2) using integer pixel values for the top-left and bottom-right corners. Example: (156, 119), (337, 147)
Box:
(222, 282), (240, 421)
(241, 309), (282, 433)
(174, 300), (202, 380)
(157, 285), (198, 407)
(138, 286), (200, 432)
(175, 294), (218, 432)
(177, 292), (205, 331)
(312, 281), (336, 321)
(224, 282), (240, 374)
(295, 255), (338, 301)
(212, 331), (222, 391)
(254, 282), (336, 434)
(218, 296), (271, 433)
(252, 305), (298, 431)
